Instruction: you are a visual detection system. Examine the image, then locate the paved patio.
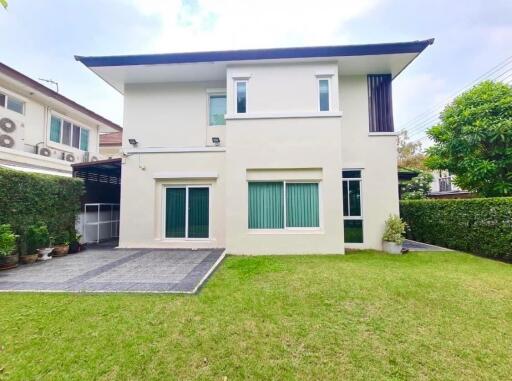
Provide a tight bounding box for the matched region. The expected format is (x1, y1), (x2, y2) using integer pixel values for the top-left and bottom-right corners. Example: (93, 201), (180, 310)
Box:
(0, 247), (225, 293)
(403, 239), (452, 251)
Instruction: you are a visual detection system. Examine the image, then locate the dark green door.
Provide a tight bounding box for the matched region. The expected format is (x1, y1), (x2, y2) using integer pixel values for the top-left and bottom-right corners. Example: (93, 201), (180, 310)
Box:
(165, 188), (186, 238)
(188, 187), (209, 238)
(165, 187), (209, 238)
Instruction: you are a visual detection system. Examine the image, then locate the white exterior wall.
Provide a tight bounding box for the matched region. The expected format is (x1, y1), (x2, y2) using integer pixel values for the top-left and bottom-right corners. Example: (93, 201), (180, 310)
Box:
(118, 151), (226, 249)
(340, 76), (399, 250)
(118, 64), (398, 253)
(123, 81), (225, 148)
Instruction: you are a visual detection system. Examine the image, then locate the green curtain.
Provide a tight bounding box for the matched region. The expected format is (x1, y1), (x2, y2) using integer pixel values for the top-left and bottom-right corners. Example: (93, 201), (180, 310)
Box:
(50, 116), (61, 143)
(165, 188), (186, 238)
(286, 183), (319, 227)
(188, 187), (209, 238)
(248, 182), (284, 229)
(80, 128), (89, 151)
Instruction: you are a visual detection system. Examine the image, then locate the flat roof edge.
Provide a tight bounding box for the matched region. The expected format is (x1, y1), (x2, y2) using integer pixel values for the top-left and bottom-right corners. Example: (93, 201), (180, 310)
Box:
(75, 39), (435, 68)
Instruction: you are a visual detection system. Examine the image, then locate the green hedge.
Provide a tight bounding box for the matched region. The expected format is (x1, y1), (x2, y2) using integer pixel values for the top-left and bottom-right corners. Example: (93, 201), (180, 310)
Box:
(0, 168), (84, 252)
(400, 198), (512, 260)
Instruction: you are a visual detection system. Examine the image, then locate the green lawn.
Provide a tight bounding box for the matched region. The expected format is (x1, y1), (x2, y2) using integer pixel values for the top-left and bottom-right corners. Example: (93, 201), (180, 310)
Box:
(1, 251), (512, 380)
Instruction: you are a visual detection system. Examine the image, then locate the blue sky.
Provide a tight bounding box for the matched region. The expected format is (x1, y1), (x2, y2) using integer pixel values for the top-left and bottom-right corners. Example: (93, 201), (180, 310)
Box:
(1, 0), (511, 143)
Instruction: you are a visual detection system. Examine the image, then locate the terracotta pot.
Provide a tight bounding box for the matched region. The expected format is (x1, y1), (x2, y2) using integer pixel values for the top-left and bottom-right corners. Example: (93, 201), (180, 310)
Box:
(20, 253), (39, 264)
(52, 244), (69, 257)
(0, 254), (18, 270)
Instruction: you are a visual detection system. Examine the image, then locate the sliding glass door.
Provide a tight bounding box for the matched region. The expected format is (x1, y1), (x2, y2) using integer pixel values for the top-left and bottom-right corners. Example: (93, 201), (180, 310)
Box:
(165, 186), (209, 239)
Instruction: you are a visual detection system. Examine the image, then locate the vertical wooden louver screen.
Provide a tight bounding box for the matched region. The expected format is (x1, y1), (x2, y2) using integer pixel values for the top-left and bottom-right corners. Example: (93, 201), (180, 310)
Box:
(367, 74), (394, 132)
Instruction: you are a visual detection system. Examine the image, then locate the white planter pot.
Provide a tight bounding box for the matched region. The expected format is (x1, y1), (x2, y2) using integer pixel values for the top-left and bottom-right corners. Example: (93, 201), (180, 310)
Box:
(382, 241), (402, 254)
(38, 248), (53, 261)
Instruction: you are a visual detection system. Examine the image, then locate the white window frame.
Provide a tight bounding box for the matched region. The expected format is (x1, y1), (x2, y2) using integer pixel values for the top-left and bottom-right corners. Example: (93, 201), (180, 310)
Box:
(234, 79), (248, 114)
(0, 90), (25, 115)
(48, 113), (90, 152)
(206, 89), (227, 127)
(342, 169), (364, 243)
(248, 180), (322, 232)
(162, 185), (212, 241)
(317, 76), (332, 112)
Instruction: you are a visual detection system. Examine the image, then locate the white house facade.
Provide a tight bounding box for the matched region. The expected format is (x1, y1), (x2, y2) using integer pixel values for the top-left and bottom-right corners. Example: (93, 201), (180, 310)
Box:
(0, 62), (122, 176)
(77, 39), (434, 254)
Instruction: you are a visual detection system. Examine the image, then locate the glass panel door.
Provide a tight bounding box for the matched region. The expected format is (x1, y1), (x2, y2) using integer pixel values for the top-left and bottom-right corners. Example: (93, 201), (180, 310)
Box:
(188, 187), (209, 238)
(165, 188), (186, 238)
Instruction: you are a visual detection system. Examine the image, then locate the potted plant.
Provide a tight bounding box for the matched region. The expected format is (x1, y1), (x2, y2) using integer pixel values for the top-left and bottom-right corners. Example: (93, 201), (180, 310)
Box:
(19, 229), (39, 264)
(382, 215), (407, 254)
(0, 224), (19, 270)
(27, 223), (53, 261)
(52, 230), (70, 257)
(68, 230), (82, 254)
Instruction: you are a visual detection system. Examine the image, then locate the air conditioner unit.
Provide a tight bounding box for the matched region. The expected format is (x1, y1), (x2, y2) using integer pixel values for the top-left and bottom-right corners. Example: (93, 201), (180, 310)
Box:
(62, 151), (77, 163)
(0, 117), (25, 150)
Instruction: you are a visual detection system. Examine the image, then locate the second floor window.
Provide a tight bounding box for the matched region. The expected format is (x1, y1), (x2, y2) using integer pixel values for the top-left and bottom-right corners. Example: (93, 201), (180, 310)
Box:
(208, 94), (226, 126)
(0, 91), (25, 114)
(368, 74), (394, 132)
(50, 115), (89, 151)
(318, 79), (330, 111)
(235, 81), (247, 113)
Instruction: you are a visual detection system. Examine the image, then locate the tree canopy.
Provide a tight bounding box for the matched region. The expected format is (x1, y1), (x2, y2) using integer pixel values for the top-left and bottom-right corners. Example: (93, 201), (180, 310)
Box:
(398, 130), (426, 170)
(426, 80), (512, 197)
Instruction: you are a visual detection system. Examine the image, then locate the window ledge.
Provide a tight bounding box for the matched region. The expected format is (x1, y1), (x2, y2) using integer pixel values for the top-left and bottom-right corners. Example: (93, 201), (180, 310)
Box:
(248, 229), (324, 235)
(368, 132), (399, 136)
(225, 111), (342, 120)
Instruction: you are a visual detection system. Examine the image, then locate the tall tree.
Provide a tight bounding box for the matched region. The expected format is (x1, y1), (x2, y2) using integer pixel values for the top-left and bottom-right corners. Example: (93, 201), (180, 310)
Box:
(397, 130), (426, 170)
(426, 81), (512, 197)
(0, 0), (7, 9)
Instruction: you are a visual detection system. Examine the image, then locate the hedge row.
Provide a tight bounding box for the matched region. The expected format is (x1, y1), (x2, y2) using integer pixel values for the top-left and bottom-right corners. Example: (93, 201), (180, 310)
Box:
(0, 167), (84, 251)
(400, 198), (512, 261)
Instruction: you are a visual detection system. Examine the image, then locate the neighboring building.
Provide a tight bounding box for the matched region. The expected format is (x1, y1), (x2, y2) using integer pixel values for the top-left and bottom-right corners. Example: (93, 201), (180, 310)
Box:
(76, 39), (434, 254)
(398, 167), (420, 199)
(0, 62), (122, 176)
(99, 131), (122, 158)
(429, 170), (473, 199)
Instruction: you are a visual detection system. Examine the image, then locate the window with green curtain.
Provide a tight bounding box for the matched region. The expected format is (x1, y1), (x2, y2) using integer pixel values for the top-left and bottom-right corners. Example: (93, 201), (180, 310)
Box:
(286, 183), (319, 227)
(248, 182), (284, 229)
(188, 187), (209, 238)
(80, 128), (89, 151)
(50, 116), (61, 143)
(165, 188), (186, 238)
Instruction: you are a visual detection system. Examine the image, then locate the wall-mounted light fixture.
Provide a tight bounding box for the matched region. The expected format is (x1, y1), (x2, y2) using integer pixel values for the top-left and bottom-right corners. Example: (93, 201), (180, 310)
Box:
(128, 138), (138, 146)
(212, 137), (220, 146)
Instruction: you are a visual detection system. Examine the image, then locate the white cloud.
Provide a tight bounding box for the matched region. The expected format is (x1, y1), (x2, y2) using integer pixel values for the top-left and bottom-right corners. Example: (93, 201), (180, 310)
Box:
(128, 0), (381, 52)
(393, 73), (449, 138)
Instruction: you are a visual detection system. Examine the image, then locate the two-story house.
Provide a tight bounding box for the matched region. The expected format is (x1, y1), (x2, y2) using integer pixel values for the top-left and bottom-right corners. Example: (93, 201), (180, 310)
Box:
(0, 62), (122, 176)
(76, 39), (434, 254)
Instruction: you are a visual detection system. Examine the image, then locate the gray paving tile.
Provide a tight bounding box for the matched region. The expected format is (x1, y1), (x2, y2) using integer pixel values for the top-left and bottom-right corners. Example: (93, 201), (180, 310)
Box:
(0, 248), (224, 293)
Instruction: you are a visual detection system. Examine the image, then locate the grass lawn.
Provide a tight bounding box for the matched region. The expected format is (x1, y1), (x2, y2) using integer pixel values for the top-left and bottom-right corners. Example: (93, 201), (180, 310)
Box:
(1, 251), (512, 380)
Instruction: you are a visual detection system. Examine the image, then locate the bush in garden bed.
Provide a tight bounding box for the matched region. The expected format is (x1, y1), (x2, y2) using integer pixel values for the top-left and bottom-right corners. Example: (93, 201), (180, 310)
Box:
(0, 167), (84, 254)
(400, 197), (512, 261)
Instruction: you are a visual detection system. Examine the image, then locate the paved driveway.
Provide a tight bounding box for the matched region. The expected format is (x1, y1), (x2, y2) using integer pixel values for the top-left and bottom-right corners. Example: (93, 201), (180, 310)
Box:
(0, 247), (225, 293)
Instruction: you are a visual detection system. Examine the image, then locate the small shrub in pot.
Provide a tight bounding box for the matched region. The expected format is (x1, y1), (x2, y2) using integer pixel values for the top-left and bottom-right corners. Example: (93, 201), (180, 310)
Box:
(382, 215), (407, 254)
(52, 231), (70, 257)
(68, 230), (82, 254)
(0, 224), (19, 270)
(26, 223), (53, 261)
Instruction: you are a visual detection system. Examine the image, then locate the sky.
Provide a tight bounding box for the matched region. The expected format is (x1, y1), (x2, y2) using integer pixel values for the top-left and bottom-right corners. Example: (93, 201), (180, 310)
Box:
(0, 0), (511, 144)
